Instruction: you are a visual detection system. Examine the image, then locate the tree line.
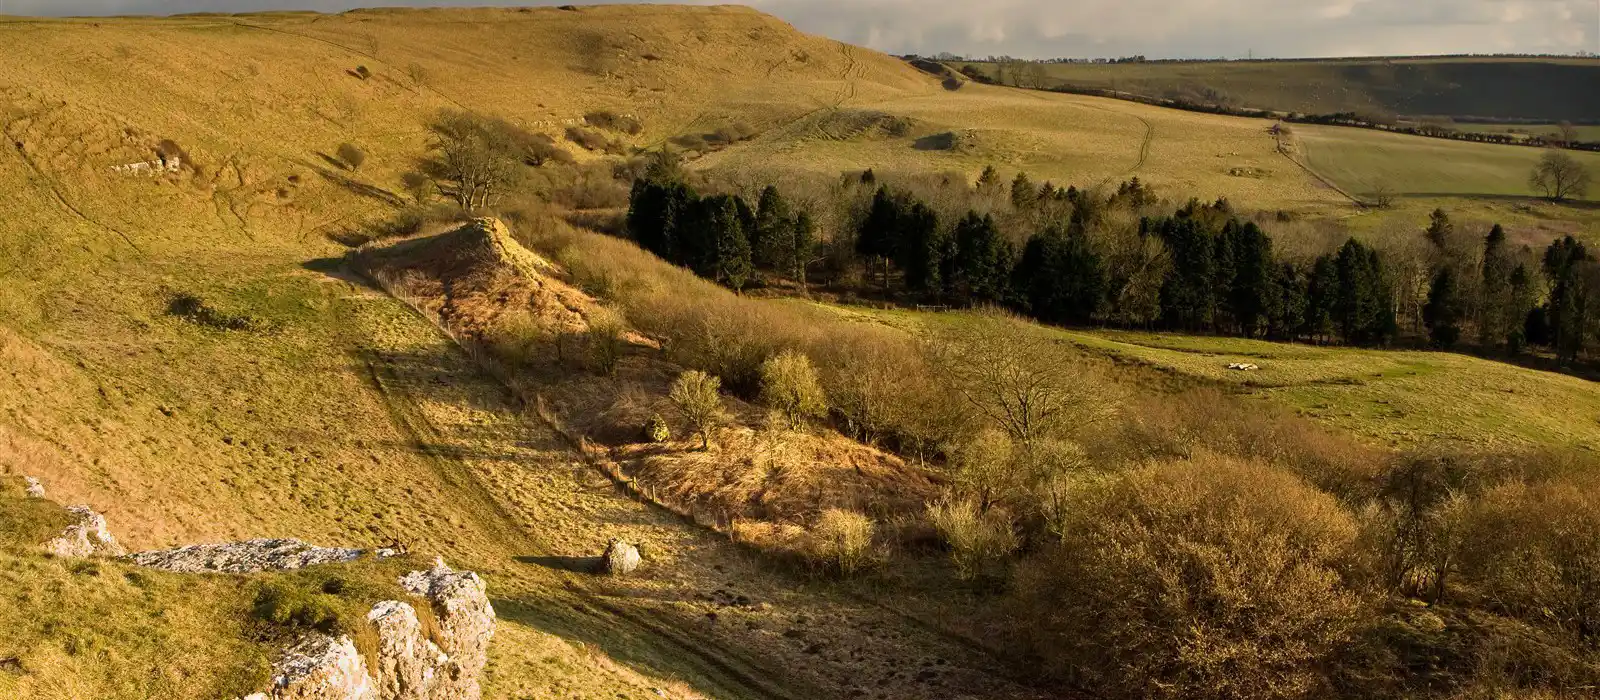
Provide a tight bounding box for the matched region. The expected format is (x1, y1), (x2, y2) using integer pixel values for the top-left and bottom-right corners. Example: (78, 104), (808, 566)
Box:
(627, 160), (1599, 363)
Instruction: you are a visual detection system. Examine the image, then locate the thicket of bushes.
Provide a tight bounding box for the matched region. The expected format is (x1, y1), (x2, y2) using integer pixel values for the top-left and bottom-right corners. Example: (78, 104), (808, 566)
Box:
(508, 209), (1600, 699)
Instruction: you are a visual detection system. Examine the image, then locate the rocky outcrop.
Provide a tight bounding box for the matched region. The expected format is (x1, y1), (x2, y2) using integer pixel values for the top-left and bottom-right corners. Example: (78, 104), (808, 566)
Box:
(129, 538), (397, 573)
(366, 601), (448, 699)
(243, 635), (376, 700)
(399, 558), (495, 700)
(602, 539), (641, 576)
(42, 505), (125, 558)
(246, 559), (495, 700)
(23, 476), (45, 498)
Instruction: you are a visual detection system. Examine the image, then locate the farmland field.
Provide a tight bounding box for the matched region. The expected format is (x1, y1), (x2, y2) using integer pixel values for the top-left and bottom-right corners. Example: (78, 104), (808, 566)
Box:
(1293, 123), (1600, 201)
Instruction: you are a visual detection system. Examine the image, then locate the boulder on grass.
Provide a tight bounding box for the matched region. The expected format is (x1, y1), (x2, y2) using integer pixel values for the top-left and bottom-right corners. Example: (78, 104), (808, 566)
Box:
(601, 539), (641, 576)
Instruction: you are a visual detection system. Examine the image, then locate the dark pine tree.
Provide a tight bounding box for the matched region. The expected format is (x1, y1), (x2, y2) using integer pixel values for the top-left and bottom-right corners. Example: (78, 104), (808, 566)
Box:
(1304, 255), (1338, 343)
(895, 201), (944, 295)
(1153, 216), (1215, 331)
(1224, 220), (1274, 338)
(857, 186), (902, 289)
(1424, 266), (1464, 348)
(752, 185), (792, 269)
(952, 212), (1013, 305)
(1479, 224), (1514, 348)
(1333, 238), (1396, 346)
(1265, 263), (1308, 341)
(1016, 223), (1105, 325)
(1011, 171), (1037, 210)
(1542, 236), (1592, 365)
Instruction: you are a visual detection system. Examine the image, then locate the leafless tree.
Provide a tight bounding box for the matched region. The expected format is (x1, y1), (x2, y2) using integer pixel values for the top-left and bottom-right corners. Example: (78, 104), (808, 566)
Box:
(425, 111), (523, 211)
(1529, 149), (1591, 202)
(929, 313), (1118, 445)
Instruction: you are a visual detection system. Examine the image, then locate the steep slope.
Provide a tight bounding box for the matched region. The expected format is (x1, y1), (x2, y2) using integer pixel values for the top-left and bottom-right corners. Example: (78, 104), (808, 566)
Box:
(0, 7), (1038, 699)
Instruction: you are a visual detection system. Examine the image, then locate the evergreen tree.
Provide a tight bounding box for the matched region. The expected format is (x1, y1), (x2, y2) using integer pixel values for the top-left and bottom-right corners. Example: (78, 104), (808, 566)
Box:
(1543, 236), (1593, 365)
(1223, 220), (1274, 337)
(1304, 255), (1338, 342)
(1478, 224), (1515, 348)
(895, 201), (944, 294)
(952, 212), (1011, 305)
(976, 165), (1002, 194)
(700, 195), (752, 291)
(627, 179), (696, 263)
(1425, 208), (1454, 249)
(1153, 216), (1215, 331)
(1011, 171), (1037, 210)
(1015, 224), (1104, 324)
(1265, 263), (1308, 341)
(752, 185), (792, 269)
(1506, 263), (1535, 354)
(1333, 238), (1397, 346)
(1424, 266), (1464, 348)
(857, 186), (901, 288)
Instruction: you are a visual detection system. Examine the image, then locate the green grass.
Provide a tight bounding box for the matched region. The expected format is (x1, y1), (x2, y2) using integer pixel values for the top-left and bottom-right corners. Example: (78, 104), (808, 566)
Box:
(1294, 123), (1600, 201)
(952, 57), (1600, 123)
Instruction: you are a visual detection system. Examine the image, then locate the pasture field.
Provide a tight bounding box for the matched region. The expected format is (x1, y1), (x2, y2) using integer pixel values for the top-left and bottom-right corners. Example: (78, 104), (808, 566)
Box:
(1293, 123), (1600, 202)
(951, 57), (1600, 123)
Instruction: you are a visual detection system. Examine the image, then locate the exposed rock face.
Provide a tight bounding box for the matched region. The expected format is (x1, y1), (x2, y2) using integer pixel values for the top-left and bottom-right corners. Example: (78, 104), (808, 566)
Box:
(244, 635), (377, 700)
(246, 558), (495, 700)
(399, 558), (495, 700)
(42, 505), (125, 558)
(366, 601), (448, 699)
(602, 539), (641, 576)
(23, 476), (45, 498)
(128, 538), (397, 573)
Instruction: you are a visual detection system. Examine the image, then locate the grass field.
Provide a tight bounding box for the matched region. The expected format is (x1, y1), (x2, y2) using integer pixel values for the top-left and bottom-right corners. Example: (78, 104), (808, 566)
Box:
(952, 57), (1600, 123)
(1293, 124), (1600, 202)
(1451, 123), (1600, 142)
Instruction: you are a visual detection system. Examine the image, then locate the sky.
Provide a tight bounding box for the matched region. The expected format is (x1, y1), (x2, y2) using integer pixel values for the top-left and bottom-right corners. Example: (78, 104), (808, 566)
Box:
(1, 0), (1596, 59)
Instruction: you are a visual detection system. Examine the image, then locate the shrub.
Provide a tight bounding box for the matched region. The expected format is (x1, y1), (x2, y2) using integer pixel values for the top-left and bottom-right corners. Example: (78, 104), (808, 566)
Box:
(810, 509), (878, 577)
(1010, 456), (1364, 700)
(566, 126), (613, 152)
(353, 65), (372, 80)
(523, 133), (575, 167)
(927, 497), (1018, 581)
(758, 349), (826, 429)
(669, 370), (728, 449)
(336, 142), (366, 171)
(643, 413), (671, 442)
(585, 110), (644, 135)
(1453, 475), (1600, 641)
(586, 308), (627, 376)
(253, 584), (344, 633)
(405, 62), (429, 88)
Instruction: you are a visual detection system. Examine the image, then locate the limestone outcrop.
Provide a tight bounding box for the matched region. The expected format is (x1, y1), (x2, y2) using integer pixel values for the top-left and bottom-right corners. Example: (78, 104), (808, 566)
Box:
(128, 538), (397, 573)
(243, 635), (377, 700)
(42, 505), (126, 558)
(244, 558), (495, 700)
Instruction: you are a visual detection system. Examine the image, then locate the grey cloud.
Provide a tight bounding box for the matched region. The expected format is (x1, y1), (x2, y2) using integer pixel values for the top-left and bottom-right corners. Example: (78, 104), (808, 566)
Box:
(1, 0), (1593, 58)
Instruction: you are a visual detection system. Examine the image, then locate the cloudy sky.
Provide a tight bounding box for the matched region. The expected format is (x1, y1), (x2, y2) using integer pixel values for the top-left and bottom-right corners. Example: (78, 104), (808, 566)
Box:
(1, 0), (1596, 59)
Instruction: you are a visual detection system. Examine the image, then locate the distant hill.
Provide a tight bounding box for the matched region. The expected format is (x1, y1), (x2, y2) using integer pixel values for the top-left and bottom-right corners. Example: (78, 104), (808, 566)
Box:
(951, 57), (1600, 123)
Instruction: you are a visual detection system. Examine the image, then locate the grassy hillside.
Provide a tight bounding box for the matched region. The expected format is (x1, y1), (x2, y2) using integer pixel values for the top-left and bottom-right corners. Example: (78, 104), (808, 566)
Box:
(952, 57), (1600, 122)
(0, 7), (1042, 698)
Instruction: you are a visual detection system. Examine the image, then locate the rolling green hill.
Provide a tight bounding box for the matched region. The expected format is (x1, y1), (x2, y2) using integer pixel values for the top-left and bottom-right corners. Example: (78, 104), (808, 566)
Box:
(953, 57), (1600, 123)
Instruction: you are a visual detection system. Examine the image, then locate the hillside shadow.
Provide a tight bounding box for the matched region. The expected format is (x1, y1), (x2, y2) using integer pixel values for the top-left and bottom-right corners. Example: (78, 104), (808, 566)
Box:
(304, 160), (407, 207)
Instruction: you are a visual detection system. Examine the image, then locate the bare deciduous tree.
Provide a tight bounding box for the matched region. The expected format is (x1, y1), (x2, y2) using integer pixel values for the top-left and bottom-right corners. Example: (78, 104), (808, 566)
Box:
(424, 110), (524, 211)
(1529, 149), (1591, 202)
(930, 312), (1118, 445)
